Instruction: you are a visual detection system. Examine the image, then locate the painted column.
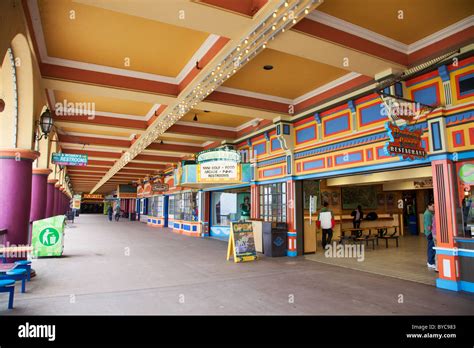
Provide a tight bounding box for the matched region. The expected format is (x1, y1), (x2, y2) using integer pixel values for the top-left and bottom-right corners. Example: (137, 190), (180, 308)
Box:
(432, 159), (462, 291)
(250, 184), (259, 219)
(0, 149), (39, 251)
(286, 179), (297, 257)
(53, 183), (61, 216)
(30, 168), (52, 223)
(45, 179), (57, 218)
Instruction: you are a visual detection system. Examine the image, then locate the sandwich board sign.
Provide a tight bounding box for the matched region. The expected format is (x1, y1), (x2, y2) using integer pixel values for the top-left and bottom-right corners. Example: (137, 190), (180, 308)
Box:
(227, 221), (257, 263)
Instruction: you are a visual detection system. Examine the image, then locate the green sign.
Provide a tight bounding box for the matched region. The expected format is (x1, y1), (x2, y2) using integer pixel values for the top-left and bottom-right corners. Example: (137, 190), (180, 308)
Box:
(52, 153), (88, 166)
(197, 147), (241, 163)
(32, 216), (66, 257)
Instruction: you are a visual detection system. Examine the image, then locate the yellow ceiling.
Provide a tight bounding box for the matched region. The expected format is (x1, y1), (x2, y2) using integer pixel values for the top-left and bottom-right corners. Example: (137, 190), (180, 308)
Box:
(181, 109), (253, 127)
(158, 135), (206, 145)
(38, 0), (210, 77)
(58, 126), (132, 138)
(54, 90), (153, 116)
(223, 49), (348, 99)
(318, 0), (473, 45)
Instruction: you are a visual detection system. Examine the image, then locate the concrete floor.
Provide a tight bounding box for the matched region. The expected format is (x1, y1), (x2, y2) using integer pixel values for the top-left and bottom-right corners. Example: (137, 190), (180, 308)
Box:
(305, 235), (437, 285)
(1, 214), (473, 315)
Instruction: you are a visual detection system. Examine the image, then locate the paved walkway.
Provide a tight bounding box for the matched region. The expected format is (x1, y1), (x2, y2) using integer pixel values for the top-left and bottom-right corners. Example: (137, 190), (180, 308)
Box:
(1, 215), (473, 315)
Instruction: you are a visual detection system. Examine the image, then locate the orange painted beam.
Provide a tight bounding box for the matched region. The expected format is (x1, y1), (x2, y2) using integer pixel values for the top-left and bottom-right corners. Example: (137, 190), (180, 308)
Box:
(60, 135), (131, 148)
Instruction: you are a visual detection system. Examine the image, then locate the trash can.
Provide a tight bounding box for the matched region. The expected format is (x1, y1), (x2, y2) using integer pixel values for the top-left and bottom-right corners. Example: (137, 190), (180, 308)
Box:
(130, 212), (136, 221)
(263, 222), (288, 257)
(75, 209), (80, 217)
(408, 215), (418, 235)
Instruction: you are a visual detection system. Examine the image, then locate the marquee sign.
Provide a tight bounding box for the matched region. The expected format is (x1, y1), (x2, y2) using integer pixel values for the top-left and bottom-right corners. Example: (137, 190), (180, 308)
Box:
(384, 122), (426, 160)
(52, 153), (88, 166)
(197, 147), (241, 163)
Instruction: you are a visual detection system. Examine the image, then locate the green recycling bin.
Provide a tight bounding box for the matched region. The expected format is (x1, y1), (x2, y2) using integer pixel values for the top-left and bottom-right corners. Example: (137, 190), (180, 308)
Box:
(31, 215), (66, 257)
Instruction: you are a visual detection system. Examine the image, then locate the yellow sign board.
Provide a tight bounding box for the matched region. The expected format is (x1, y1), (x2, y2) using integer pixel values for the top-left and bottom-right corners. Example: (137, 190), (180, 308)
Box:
(227, 222), (258, 263)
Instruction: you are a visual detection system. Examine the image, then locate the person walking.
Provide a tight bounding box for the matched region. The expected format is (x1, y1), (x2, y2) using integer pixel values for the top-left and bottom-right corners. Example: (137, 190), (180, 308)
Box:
(317, 201), (335, 250)
(424, 202), (436, 270)
(107, 205), (113, 222)
(351, 205), (363, 229)
(114, 204), (121, 222)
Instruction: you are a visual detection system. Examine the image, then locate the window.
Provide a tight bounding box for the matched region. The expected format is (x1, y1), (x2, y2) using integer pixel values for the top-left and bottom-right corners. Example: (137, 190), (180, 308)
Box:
(168, 195), (175, 220)
(259, 183), (286, 222)
(211, 192), (251, 226)
(459, 75), (474, 96)
(171, 192), (198, 221)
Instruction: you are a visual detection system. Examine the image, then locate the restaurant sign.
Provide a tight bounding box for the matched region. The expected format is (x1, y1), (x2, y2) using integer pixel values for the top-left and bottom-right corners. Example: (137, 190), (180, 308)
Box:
(384, 122), (426, 160)
(52, 153), (88, 166)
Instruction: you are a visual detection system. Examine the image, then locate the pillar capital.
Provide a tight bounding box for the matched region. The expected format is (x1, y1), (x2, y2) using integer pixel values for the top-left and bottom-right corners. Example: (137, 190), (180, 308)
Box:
(0, 149), (40, 161)
(54, 182), (61, 188)
(48, 179), (58, 184)
(32, 168), (52, 176)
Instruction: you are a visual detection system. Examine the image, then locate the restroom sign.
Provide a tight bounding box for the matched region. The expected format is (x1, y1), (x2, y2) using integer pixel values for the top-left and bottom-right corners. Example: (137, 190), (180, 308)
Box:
(198, 161), (239, 182)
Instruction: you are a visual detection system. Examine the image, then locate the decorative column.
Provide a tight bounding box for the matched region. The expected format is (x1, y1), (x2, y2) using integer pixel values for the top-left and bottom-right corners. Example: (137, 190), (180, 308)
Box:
(250, 184), (259, 219)
(432, 159), (461, 290)
(0, 149), (39, 251)
(46, 179), (57, 218)
(286, 179), (297, 257)
(30, 168), (52, 223)
(54, 183), (61, 216)
(275, 120), (297, 257)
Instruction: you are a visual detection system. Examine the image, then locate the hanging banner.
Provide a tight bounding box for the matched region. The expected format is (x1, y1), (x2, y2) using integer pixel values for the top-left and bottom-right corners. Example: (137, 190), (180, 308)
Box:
(384, 122), (426, 160)
(72, 194), (82, 209)
(227, 222), (257, 263)
(52, 153), (88, 166)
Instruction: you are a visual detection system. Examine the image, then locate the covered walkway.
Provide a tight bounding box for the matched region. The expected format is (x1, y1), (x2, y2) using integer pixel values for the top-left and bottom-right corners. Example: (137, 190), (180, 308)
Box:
(2, 215), (473, 315)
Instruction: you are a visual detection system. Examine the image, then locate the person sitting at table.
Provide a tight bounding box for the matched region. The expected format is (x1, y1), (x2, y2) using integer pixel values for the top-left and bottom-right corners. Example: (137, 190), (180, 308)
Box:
(351, 205), (363, 229)
(317, 201), (335, 250)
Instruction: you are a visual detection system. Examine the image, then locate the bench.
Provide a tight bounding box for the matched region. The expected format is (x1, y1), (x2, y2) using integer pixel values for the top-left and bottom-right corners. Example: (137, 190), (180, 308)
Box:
(355, 235), (377, 250)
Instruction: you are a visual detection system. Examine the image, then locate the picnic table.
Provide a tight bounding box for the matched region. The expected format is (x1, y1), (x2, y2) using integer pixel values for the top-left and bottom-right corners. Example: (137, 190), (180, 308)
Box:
(374, 226), (399, 247)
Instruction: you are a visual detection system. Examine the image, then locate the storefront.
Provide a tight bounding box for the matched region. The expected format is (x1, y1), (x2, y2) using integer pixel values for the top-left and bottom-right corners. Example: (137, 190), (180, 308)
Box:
(209, 187), (251, 240)
(80, 193), (104, 214)
(132, 56), (473, 293)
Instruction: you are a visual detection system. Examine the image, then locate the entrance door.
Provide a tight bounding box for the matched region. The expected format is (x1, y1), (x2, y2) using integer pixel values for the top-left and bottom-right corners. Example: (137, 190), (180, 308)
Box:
(302, 180), (320, 253)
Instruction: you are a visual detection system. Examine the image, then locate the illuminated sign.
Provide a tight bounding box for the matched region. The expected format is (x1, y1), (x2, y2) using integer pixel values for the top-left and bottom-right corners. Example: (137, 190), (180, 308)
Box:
(52, 153), (88, 166)
(83, 194), (103, 200)
(72, 194), (81, 209)
(384, 122), (426, 160)
(197, 148), (241, 163)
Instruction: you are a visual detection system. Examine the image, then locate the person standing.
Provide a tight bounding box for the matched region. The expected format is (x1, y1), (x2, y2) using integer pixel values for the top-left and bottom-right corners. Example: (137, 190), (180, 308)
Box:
(318, 201), (335, 250)
(351, 205), (363, 229)
(240, 196), (251, 221)
(107, 205), (113, 222)
(115, 204), (121, 222)
(424, 202), (436, 270)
